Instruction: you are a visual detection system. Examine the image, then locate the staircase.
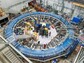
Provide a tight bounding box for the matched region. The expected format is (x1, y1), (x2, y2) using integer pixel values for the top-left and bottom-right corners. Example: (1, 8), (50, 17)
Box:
(2, 47), (23, 63)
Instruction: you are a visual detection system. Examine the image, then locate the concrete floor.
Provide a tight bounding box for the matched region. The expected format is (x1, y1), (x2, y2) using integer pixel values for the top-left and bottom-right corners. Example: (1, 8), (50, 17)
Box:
(58, 51), (77, 63)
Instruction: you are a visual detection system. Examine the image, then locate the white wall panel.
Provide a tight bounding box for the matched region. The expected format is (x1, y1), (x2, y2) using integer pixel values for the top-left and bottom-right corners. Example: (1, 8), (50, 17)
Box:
(0, 0), (32, 13)
(64, 1), (72, 9)
(0, 0), (25, 8)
